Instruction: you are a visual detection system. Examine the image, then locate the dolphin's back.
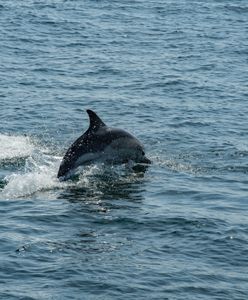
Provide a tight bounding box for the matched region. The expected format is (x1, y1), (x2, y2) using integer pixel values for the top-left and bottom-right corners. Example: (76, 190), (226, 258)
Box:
(57, 132), (90, 178)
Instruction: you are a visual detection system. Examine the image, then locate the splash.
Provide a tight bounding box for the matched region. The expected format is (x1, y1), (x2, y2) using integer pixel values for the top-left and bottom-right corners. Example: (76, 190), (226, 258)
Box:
(0, 134), (34, 160)
(0, 134), (62, 199)
(1, 153), (61, 200)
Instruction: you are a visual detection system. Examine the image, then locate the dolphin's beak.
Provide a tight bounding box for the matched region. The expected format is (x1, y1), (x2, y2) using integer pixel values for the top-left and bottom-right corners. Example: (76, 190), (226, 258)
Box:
(141, 156), (151, 164)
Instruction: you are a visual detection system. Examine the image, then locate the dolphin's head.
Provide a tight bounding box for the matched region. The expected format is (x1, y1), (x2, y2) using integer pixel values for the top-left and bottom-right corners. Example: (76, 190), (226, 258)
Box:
(134, 144), (151, 165)
(139, 150), (151, 164)
(107, 131), (151, 165)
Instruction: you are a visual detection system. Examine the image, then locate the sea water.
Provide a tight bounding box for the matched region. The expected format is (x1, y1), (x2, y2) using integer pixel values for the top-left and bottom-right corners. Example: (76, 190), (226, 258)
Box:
(0, 1), (248, 299)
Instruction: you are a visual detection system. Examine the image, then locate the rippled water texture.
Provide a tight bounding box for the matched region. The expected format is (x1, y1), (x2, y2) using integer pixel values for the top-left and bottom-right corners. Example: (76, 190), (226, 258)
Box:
(0, 1), (248, 299)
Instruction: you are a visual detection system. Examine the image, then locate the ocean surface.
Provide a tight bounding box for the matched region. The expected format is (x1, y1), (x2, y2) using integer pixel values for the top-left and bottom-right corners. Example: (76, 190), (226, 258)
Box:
(0, 0), (248, 299)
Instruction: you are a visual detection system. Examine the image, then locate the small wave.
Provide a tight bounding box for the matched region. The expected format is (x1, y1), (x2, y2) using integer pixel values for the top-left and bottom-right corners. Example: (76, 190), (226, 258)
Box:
(168, 120), (210, 128)
(154, 155), (202, 175)
(224, 5), (248, 14)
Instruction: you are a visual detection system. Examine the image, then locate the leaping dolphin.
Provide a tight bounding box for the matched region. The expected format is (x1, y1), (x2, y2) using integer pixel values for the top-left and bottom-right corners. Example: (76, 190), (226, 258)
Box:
(57, 109), (151, 180)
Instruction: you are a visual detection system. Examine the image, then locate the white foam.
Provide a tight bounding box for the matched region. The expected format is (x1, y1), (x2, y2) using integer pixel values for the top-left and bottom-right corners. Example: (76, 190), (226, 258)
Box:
(0, 134), (35, 160)
(1, 150), (63, 199)
(0, 134), (63, 199)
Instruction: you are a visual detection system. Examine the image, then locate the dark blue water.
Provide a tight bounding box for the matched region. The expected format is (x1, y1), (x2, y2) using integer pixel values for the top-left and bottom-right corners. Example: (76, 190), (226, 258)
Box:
(0, 1), (248, 299)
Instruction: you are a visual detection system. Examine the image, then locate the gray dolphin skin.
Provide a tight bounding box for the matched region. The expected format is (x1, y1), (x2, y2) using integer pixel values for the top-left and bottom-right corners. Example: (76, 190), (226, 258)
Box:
(57, 109), (151, 180)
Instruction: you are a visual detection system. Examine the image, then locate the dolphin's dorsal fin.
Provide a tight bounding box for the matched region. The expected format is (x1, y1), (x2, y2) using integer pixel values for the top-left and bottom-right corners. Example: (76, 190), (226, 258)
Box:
(86, 109), (106, 131)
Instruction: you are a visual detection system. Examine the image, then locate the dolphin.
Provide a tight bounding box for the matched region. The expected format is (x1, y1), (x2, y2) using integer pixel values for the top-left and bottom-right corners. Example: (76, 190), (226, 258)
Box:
(57, 109), (151, 180)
